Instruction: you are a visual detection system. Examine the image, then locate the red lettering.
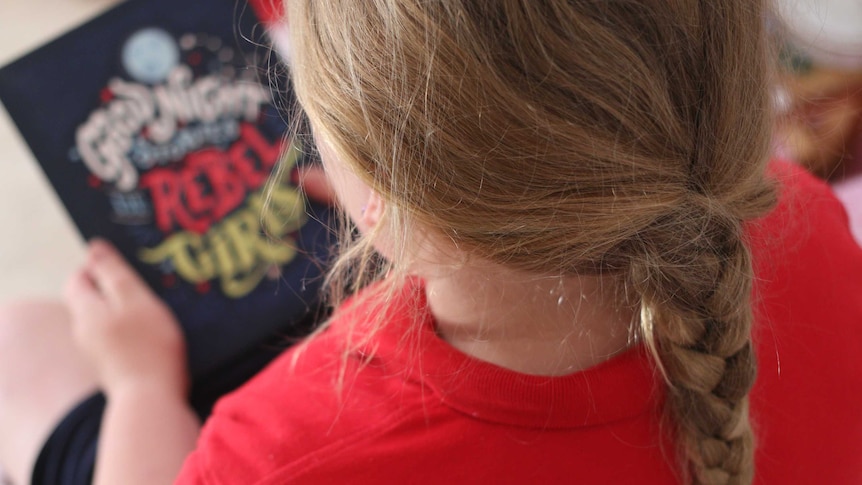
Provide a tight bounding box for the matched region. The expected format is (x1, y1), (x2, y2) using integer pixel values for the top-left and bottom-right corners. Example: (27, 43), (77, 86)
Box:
(140, 169), (209, 234)
(140, 125), (285, 234)
(201, 154), (246, 221)
(183, 158), (216, 215)
(225, 123), (283, 189)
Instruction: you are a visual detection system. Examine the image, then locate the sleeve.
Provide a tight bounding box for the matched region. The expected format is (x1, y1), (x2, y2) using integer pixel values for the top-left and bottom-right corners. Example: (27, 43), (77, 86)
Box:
(173, 389), (274, 485)
(174, 451), (209, 485)
(172, 350), (307, 485)
(172, 326), (360, 485)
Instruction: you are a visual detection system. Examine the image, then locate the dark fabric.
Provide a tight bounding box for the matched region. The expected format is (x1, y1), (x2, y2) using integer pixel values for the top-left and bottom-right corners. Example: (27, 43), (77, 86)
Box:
(31, 393), (104, 485)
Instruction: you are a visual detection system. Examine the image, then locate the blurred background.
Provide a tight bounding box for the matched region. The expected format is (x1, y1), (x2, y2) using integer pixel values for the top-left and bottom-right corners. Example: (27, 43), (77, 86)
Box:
(0, 0), (118, 302)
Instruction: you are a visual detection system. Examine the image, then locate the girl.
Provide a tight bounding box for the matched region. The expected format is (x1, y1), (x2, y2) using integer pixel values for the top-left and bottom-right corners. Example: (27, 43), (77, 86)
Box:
(2, 1), (862, 484)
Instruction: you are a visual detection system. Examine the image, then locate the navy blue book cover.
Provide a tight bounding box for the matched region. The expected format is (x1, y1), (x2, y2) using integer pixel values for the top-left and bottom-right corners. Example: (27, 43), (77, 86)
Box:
(0, 0), (330, 375)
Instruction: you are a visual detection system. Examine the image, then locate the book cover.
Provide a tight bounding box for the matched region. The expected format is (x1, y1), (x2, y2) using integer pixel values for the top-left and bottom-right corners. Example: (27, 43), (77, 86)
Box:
(0, 0), (330, 375)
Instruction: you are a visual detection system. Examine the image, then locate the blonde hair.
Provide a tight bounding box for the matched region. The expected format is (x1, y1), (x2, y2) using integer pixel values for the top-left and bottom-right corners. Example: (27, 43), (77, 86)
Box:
(287, 1), (777, 483)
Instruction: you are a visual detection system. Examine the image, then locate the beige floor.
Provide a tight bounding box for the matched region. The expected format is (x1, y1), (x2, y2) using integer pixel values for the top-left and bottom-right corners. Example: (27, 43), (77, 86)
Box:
(0, 0), (119, 303)
(0, 5), (121, 480)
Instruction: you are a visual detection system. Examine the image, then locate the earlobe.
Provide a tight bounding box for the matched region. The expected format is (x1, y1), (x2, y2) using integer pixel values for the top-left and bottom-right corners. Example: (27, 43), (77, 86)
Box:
(359, 190), (385, 229)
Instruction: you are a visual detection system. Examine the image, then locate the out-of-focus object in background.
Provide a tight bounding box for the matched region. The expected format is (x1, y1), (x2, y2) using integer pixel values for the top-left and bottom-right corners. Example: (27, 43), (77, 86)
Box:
(248, 0), (291, 62)
(774, 63), (862, 178)
(776, 0), (862, 68)
(774, 0), (862, 179)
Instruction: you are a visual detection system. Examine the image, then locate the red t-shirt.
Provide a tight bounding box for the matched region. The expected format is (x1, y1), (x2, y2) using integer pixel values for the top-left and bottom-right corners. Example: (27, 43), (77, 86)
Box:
(175, 161), (862, 484)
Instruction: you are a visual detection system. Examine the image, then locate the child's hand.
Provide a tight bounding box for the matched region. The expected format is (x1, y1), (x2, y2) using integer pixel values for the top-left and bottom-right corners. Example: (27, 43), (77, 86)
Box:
(295, 165), (336, 205)
(64, 239), (188, 399)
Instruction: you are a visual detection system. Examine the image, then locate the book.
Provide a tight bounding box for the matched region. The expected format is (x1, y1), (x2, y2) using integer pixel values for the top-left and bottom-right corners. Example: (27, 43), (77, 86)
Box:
(0, 0), (330, 376)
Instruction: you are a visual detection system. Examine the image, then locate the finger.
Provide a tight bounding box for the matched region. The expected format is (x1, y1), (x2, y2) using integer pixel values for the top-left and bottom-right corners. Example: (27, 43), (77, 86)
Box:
(63, 269), (107, 355)
(63, 268), (104, 318)
(85, 239), (147, 300)
(294, 165), (336, 205)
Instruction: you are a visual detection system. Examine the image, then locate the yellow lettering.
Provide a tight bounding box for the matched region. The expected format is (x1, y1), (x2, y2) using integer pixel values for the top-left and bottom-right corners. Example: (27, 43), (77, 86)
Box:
(139, 232), (215, 282)
(138, 181), (311, 298)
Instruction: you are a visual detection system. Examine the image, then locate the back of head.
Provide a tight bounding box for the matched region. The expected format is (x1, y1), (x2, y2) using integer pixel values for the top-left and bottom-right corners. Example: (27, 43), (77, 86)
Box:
(288, 1), (777, 483)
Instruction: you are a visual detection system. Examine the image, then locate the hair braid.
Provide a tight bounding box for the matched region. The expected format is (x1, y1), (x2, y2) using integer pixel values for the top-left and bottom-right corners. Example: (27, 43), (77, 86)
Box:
(630, 197), (760, 485)
(624, 2), (776, 481)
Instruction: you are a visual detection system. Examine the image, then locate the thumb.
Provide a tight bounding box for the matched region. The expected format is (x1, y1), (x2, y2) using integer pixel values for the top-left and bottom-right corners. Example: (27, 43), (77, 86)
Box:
(63, 267), (105, 325)
(85, 239), (148, 300)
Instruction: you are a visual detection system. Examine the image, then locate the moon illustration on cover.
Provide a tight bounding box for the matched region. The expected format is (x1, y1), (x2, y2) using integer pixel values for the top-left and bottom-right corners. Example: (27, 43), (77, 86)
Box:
(122, 27), (180, 84)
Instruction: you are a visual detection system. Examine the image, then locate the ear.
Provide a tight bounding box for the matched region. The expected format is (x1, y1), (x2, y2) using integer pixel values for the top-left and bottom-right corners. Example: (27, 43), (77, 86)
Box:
(358, 189), (385, 230)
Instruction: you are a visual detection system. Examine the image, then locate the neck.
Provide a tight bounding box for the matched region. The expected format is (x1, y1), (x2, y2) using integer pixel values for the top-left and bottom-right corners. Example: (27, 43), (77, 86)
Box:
(423, 263), (635, 376)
